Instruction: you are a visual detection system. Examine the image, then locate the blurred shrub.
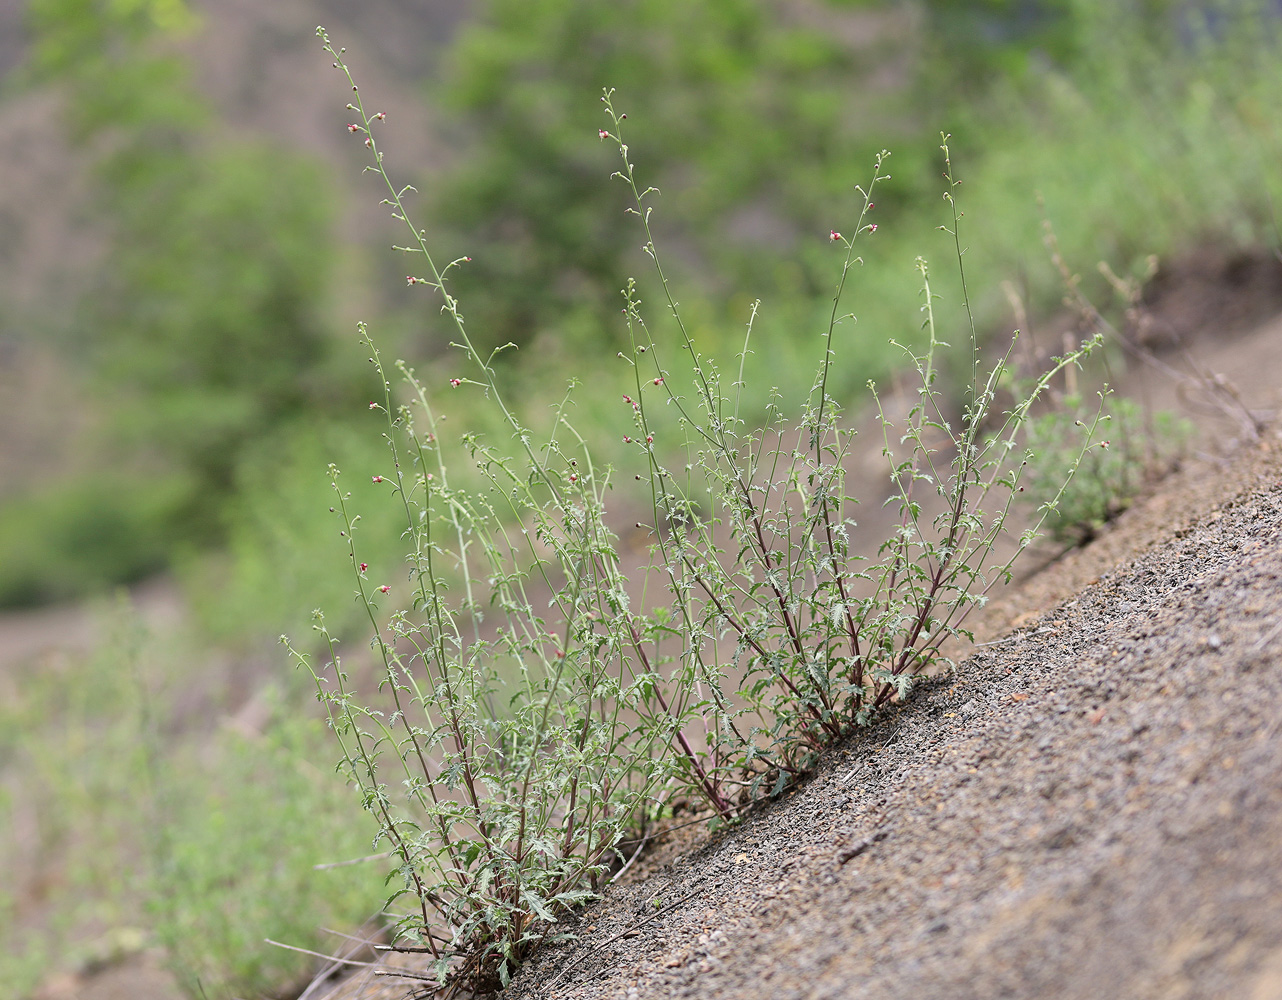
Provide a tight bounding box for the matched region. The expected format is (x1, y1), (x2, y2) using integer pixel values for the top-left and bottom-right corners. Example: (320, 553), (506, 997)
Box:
(26, 0), (206, 138)
(190, 417), (410, 643)
(1022, 395), (1192, 543)
(0, 473), (189, 607)
(429, 0), (921, 355)
(12, 0), (355, 599)
(89, 141), (338, 526)
(916, 0), (1080, 92)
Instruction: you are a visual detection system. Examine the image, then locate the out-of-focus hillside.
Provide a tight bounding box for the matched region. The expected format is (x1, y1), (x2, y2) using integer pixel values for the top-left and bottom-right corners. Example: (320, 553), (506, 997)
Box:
(0, 0), (929, 611)
(0, 0), (469, 499)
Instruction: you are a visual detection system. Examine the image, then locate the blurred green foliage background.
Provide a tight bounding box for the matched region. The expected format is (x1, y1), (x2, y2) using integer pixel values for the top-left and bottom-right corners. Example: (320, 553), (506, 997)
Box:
(6, 0), (1281, 612)
(2, 0), (1281, 995)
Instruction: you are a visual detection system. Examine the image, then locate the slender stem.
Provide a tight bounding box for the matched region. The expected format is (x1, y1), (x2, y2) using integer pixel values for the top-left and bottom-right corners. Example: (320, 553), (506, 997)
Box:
(627, 620), (734, 819)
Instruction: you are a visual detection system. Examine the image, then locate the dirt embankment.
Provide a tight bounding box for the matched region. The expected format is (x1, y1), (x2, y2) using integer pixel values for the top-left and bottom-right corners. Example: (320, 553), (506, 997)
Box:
(318, 272), (1282, 1000)
(500, 431), (1282, 1000)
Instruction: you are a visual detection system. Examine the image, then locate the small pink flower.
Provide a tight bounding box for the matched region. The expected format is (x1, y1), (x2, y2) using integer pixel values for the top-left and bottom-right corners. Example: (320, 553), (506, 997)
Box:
(623, 436), (632, 443)
(372, 475), (384, 483)
(359, 562), (368, 573)
(868, 224), (878, 233)
(364, 138), (373, 148)
(598, 129), (610, 139)
(623, 394), (633, 405)
(347, 123), (359, 133)
(569, 473), (578, 483)
(425, 473), (434, 481)
(374, 112), (386, 121)
(369, 401), (378, 409)
(449, 378), (462, 388)
(379, 585), (390, 594)
(464, 256), (472, 262)
(646, 435), (653, 444)
(830, 230), (842, 242)
(868, 202), (875, 211)
(653, 377), (663, 386)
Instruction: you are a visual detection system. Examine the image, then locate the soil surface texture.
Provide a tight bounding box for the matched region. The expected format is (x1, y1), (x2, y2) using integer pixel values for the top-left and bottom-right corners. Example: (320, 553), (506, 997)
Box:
(319, 422), (1282, 1000)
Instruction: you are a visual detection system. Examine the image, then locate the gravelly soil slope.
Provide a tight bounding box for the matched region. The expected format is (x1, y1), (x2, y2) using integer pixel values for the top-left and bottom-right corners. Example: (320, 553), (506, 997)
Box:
(325, 425), (1282, 1000)
(499, 435), (1282, 1000)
